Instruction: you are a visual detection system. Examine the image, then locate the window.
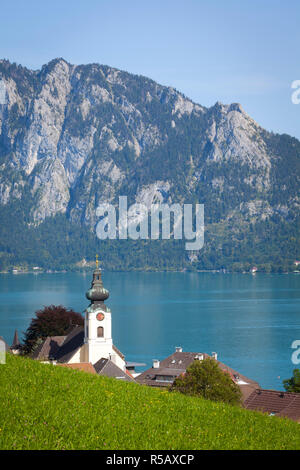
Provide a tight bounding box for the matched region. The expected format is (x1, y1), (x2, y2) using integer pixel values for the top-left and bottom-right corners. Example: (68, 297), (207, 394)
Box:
(97, 326), (104, 337)
(155, 375), (175, 383)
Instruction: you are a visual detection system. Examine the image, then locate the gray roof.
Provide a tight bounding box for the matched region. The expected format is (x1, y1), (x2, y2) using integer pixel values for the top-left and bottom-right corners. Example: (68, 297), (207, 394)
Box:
(11, 329), (21, 349)
(31, 335), (66, 360)
(137, 351), (210, 386)
(55, 326), (84, 363)
(244, 389), (300, 422)
(94, 357), (135, 382)
(31, 326), (84, 362)
(137, 351), (260, 396)
(150, 368), (182, 377)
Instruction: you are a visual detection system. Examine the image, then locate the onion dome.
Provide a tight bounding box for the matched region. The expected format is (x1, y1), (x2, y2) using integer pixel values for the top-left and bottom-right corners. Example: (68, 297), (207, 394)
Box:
(86, 256), (109, 303)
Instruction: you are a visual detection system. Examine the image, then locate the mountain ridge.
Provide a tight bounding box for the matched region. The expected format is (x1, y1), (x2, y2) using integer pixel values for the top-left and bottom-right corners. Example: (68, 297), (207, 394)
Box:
(0, 58), (299, 271)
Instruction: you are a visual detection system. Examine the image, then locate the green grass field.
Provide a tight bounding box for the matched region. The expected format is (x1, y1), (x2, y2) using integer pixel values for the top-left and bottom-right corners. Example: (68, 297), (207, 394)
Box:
(0, 354), (299, 450)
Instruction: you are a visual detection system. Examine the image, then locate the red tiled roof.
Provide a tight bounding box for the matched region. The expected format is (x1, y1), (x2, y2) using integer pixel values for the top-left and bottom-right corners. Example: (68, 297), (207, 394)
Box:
(126, 369), (135, 379)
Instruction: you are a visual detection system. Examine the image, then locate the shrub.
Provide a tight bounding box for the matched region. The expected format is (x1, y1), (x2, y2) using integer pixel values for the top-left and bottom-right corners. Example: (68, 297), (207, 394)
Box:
(170, 357), (242, 406)
(22, 305), (83, 354)
(283, 369), (300, 393)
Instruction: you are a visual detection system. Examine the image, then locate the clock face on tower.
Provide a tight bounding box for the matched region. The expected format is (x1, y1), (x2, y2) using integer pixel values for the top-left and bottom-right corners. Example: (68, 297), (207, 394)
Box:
(96, 312), (105, 321)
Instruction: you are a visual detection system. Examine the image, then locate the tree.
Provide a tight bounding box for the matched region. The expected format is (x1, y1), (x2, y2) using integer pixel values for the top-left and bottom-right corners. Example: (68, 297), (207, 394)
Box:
(22, 305), (84, 354)
(283, 369), (300, 393)
(170, 357), (242, 406)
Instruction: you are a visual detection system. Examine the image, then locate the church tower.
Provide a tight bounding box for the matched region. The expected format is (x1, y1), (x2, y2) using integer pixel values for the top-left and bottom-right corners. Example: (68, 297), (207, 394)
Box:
(83, 256), (125, 370)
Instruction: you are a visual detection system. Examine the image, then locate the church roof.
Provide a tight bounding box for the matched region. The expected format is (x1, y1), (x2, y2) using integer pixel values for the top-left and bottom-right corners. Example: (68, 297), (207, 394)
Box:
(94, 358), (135, 382)
(31, 335), (66, 360)
(86, 267), (109, 303)
(31, 326), (84, 362)
(112, 344), (125, 360)
(55, 326), (84, 363)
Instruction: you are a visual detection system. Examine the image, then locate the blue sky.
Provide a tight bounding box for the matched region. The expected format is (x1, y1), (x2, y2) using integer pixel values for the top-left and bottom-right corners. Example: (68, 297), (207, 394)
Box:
(1, 0), (300, 138)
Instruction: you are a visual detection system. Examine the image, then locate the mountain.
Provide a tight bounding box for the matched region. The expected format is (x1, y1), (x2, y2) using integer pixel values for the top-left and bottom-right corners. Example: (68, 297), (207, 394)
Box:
(0, 58), (299, 271)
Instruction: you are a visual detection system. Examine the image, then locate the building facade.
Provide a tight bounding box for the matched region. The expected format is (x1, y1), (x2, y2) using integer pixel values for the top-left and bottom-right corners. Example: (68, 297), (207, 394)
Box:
(82, 265), (125, 370)
(30, 264), (130, 380)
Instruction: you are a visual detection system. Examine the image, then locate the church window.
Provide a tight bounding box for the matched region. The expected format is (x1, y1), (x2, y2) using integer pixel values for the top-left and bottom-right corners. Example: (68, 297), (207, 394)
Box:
(97, 326), (104, 337)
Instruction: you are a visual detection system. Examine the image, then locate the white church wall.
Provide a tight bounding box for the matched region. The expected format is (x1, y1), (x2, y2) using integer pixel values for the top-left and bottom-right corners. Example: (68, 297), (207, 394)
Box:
(83, 268), (126, 370)
(110, 352), (126, 371)
(67, 348), (82, 364)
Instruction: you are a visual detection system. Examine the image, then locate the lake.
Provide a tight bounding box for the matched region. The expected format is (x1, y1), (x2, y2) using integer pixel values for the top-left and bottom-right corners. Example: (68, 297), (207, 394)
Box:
(0, 271), (299, 390)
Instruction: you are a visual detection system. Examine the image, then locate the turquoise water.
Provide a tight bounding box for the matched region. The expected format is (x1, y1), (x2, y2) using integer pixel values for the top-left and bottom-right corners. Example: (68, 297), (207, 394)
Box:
(0, 272), (299, 390)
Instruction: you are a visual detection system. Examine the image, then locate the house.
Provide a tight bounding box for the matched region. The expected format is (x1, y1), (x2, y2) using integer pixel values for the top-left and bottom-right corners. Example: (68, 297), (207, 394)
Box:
(136, 347), (260, 401)
(137, 347), (300, 422)
(94, 358), (135, 382)
(4, 261), (299, 422)
(244, 389), (300, 422)
(30, 260), (135, 383)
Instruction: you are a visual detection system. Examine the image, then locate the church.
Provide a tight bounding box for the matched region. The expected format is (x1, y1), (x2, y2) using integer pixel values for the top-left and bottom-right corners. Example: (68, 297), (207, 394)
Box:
(31, 259), (135, 381)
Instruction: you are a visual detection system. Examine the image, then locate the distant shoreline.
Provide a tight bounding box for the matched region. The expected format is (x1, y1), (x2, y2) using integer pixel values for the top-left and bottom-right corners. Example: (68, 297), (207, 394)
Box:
(1, 269), (299, 275)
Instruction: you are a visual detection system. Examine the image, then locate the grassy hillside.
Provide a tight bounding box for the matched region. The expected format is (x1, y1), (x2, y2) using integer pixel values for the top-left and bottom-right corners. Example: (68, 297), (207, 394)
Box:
(0, 354), (299, 450)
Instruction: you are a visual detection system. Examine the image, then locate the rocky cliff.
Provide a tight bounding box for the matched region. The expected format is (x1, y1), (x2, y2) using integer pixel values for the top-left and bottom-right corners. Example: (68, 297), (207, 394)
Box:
(0, 58), (299, 270)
